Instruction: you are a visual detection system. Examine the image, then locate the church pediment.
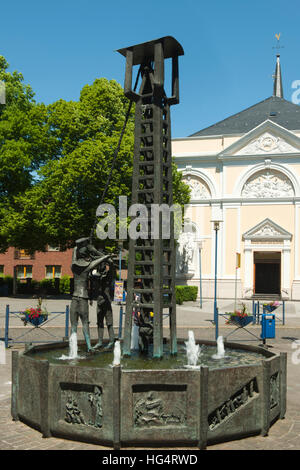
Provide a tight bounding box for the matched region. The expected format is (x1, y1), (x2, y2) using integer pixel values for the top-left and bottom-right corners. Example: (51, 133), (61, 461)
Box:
(243, 218), (292, 241)
(219, 120), (300, 157)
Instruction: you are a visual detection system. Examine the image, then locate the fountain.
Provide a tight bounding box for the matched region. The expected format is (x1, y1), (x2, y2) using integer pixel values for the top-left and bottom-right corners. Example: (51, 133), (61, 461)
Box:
(212, 336), (226, 360)
(185, 330), (201, 368)
(10, 37), (287, 450)
(59, 332), (79, 360)
(112, 341), (121, 366)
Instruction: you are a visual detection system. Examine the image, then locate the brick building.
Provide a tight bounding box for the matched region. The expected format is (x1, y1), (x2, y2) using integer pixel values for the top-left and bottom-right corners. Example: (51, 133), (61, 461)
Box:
(0, 246), (73, 281)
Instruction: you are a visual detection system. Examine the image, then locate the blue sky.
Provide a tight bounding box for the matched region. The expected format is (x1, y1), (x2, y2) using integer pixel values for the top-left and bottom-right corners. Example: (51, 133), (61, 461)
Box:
(1, 0), (300, 137)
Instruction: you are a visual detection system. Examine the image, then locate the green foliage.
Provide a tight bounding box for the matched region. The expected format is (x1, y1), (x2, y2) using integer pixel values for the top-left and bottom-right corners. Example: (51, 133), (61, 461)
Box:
(171, 160), (191, 208)
(0, 275), (13, 295)
(175, 285), (198, 305)
(0, 57), (190, 253)
(59, 275), (71, 294)
(39, 278), (56, 291)
(0, 56), (57, 252)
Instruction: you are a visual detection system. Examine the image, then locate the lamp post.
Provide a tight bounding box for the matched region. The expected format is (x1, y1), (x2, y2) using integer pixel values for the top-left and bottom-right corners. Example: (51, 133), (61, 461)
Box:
(211, 216), (223, 340)
(198, 241), (203, 309)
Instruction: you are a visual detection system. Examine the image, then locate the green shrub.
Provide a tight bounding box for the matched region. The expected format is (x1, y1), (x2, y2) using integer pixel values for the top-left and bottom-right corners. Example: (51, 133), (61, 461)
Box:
(39, 278), (58, 294)
(59, 275), (71, 294)
(175, 285), (198, 305)
(0, 275), (13, 295)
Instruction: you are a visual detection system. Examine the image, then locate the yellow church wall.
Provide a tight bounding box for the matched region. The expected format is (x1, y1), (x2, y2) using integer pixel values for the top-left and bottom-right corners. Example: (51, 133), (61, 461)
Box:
(203, 206), (213, 236)
(286, 163), (300, 182)
(172, 137), (223, 154)
(189, 205), (212, 238)
(204, 166), (221, 193)
(224, 208), (238, 275)
(224, 164), (247, 194)
(186, 205), (212, 275)
(201, 238), (212, 275)
(240, 205), (294, 235)
(223, 136), (241, 148)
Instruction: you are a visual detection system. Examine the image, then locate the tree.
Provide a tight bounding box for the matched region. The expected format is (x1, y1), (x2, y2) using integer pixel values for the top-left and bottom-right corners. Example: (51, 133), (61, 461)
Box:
(0, 56), (57, 251)
(0, 69), (190, 252)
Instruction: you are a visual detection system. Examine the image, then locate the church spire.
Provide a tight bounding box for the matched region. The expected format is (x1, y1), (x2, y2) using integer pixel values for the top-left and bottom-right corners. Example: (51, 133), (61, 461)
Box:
(273, 54), (283, 98)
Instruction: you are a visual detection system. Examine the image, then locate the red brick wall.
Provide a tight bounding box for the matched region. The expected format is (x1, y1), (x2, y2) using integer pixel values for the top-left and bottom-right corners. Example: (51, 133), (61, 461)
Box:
(0, 247), (73, 280)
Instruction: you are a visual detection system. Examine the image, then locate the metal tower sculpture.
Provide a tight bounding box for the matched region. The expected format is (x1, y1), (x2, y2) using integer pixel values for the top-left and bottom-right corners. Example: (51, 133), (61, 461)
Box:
(117, 36), (184, 358)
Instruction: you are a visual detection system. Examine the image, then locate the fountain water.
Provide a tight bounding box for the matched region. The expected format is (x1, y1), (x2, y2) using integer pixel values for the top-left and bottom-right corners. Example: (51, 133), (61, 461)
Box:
(185, 330), (201, 368)
(59, 332), (79, 360)
(212, 336), (226, 359)
(113, 340), (121, 366)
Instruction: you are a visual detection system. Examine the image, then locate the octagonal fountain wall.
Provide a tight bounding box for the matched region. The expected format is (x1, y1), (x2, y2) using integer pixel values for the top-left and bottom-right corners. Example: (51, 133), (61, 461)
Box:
(11, 338), (287, 449)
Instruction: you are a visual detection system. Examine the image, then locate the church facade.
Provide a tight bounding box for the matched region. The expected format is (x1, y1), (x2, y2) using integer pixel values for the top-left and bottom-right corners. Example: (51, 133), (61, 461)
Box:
(173, 55), (300, 300)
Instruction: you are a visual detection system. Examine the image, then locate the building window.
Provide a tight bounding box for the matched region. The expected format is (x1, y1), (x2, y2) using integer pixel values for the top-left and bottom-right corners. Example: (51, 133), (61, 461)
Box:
(16, 266), (32, 279)
(14, 249), (34, 260)
(47, 245), (60, 252)
(46, 265), (61, 279)
(0, 265), (4, 277)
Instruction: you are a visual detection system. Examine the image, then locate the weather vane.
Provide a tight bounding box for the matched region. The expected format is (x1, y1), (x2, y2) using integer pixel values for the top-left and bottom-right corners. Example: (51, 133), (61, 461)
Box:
(273, 33), (284, 53)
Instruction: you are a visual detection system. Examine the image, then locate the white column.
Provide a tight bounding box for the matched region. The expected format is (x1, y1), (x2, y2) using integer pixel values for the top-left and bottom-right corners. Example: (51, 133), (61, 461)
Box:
(282, 240), (291, 298)
(295, 204), (300, 280)
(244, 239), (253, 297)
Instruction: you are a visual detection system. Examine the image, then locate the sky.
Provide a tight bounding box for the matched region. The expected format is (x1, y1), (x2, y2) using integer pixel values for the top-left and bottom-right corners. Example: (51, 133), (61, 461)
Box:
(1, 0), (300, 138)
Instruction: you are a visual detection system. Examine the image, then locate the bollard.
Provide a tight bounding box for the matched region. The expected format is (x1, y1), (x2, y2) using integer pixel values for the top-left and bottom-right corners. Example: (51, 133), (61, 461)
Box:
(4, 305), (9, 348)
(65, 305), (70, 338)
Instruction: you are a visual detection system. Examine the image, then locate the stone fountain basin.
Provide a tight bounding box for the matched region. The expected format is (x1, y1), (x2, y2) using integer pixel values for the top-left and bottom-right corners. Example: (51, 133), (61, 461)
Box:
(11, 339), (287, 449)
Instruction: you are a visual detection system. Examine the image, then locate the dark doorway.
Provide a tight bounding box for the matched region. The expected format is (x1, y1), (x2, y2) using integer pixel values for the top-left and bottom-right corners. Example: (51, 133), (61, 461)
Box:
(254, 252), (281, 295)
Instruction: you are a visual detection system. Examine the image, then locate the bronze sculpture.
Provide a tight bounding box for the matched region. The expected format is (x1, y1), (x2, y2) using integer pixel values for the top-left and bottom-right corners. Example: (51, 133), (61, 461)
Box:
(70, 238), (110, 352)
(90, 258), (116, 350)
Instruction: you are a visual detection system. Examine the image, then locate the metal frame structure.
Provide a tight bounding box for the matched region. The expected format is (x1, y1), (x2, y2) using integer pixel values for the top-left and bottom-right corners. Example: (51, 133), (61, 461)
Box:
(117, 37), (184, 358)
(4, 305), (69, 348)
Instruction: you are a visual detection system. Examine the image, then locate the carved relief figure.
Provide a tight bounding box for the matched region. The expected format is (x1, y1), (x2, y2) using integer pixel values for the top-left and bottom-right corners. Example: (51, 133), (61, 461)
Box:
(182, 176), (211, 200)
(208, 378), (258, 430)
(242, 170), (294, 198)
(65, 394), (86, 425)
(270, 373), (279, 409)
(134, 391), (185, 428)
(237, 132), (298, 155)
(254, 224), (281, 238)
(176, 231), (195, 274)
(88, 386), (103, 428)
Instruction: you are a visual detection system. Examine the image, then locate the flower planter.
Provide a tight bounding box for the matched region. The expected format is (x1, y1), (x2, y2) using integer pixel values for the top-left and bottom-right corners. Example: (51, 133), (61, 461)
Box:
(25, 314), (48, 327)
(263, 305), (279, 313)
(230, 315), (254, 328)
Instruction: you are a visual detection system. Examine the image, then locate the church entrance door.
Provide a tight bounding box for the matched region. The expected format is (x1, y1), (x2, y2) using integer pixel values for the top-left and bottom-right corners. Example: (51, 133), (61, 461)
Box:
(254, 252), (281, 295)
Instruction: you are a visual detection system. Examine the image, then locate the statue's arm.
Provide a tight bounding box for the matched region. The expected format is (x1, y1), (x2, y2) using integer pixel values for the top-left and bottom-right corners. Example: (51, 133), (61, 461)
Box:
(84, 254), (111, 273)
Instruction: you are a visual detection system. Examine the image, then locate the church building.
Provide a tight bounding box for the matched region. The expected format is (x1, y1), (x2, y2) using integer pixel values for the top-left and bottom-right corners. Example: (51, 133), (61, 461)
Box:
(173, 55), (300, 300)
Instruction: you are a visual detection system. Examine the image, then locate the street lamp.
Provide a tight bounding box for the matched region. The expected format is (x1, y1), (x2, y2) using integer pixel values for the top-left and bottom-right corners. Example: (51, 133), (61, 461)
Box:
(198, 241), (203, 309)
(211, 215), (223, 340)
